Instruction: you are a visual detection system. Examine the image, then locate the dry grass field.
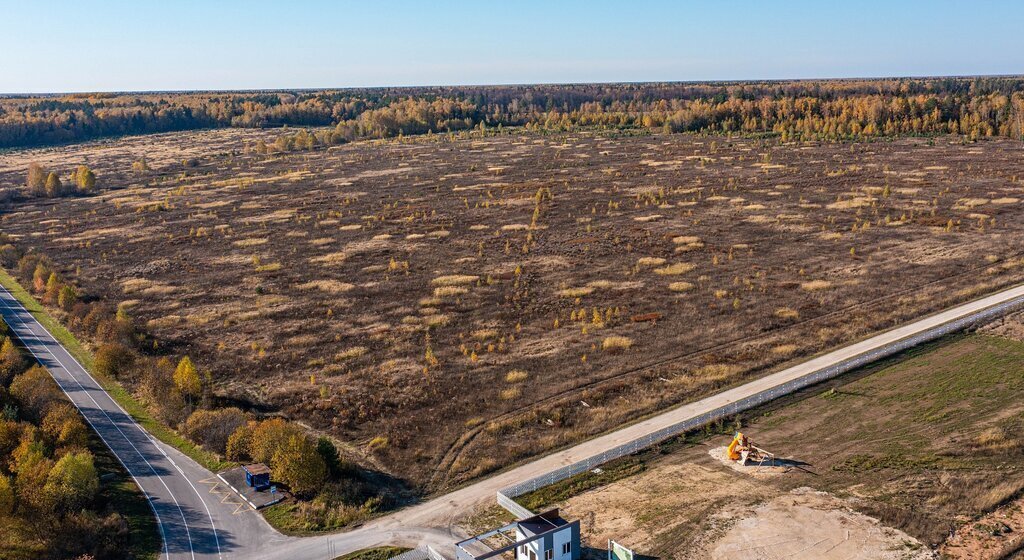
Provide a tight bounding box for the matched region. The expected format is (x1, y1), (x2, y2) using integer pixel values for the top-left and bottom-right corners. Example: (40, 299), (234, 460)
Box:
(2, 129), (1024, 492)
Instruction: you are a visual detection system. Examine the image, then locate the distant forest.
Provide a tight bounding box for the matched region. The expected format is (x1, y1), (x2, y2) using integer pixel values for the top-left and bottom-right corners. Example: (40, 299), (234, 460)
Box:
(2, 77), (1023, 149)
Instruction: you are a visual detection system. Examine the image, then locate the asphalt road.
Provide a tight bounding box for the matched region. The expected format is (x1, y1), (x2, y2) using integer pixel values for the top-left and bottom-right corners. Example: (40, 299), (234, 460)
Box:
(2, 281), (1024, 559)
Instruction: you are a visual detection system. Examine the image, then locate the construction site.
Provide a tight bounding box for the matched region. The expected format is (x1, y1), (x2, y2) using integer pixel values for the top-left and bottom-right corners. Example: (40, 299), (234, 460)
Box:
(456, 313), (1024, 560)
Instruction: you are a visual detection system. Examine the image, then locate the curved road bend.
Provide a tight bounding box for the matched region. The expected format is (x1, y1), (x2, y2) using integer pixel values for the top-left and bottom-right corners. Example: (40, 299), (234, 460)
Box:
(2, 282), (1024, 559)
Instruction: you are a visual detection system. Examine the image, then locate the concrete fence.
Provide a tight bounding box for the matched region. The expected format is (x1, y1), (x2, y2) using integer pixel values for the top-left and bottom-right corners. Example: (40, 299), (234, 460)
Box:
(496, 292), (1024, 505)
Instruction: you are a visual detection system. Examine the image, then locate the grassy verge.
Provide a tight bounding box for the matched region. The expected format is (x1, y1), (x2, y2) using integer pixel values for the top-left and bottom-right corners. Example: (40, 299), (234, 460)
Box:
(334, 547), (410, 560)
(0, 267), (232, 472)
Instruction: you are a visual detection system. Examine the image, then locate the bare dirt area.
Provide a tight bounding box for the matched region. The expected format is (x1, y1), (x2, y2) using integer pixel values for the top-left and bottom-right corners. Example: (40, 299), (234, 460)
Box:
(546, 333), (1024, 558)
(2, 130), (1024, 493)
(710, 489), (932, 560)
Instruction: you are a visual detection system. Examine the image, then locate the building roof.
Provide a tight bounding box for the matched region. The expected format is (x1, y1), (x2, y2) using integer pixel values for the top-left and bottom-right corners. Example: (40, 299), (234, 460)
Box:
(243, 463), (271, 476)
(517, 508), (569, 537)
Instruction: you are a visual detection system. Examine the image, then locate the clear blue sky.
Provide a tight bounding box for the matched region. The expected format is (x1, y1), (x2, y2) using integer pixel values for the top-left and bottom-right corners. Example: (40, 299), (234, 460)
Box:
(3, 0), (1022, 93)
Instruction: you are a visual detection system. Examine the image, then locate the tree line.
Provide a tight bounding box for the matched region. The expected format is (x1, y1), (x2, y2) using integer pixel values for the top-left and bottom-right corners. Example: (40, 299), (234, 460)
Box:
(2, 77), (1023, 148)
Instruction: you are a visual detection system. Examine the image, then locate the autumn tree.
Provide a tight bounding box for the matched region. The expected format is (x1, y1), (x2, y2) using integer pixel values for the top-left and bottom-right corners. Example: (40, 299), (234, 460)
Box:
(44, 451), (99, 512)
(26, 163), (47, 196)
(0, 473), (13, 517)
(93, 343), (135, 379)
(58, 285), (78, 311)
(182, 407), (246, 455)
(32, 262), (50, 293)
(0, 337), (26, 384)
(10, 366), (63, 422)
(271, 434), (327, 497)
(44, 272), (62, 304)
(249, 418), (304, 464)
(42, 403), (89, 450)
(172, 356), (202, 399)
(225, 421), (255, 461)
(74, 165), (97, 193)
(45, 172), (64, 197)
(12, 438), (54, 513)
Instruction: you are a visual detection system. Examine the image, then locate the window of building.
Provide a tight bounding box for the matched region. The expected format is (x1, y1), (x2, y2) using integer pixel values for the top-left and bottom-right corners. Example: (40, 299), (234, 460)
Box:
(545, 549), (553, 560)
(529, 550), (536, 560)
(562, 542), (571, 555)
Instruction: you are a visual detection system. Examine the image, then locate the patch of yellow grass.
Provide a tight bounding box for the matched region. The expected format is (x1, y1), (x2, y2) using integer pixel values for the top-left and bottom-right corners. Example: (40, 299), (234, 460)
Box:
(775, 307), (800, 319)
(336, 347), (368, 360)
(431, 275), (479, 286)
(672, 236), (701, 245)
(147, 315), (184, 329)
(637, 257), (667, 267)
(771, 344), (798, 355)
(669, 282), (694, 292)
(472, 329), (500, 340)
(310, 251), (348, 264)
(800, 280), (832, 291)
(653, 263), (695, 276)
(500, 387), (522, 400)
(233, 237), (269, 247)
(601, 336), (633, 352)
(505, 370), (529, 383)
(255, 262), (282, 272)
(434, 286), (468, 297)
(296, 279), (355, 294)
(558, 287), (594, 298)
(424, 314), (450, 328)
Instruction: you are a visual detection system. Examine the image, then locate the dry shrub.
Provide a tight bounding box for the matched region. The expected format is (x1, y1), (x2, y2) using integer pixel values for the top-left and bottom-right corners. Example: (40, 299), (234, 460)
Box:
(472, 329), (500, 340)
(310, 252), (348, 264)
(601, 336), (633, 352)
(771, 344), (798, 355)
(505, 370), (528, 383)
(654, 263), (694, 275)
(255, 262), (282, 272)
(775, 307), (800, 319)
(424, 314), (449, 328)
(692, 363), (741, 382)
(558, 287), (594, 298)
(500, 387), (522, 400)
(434, 286), (468, 297)
(431, 275), (479, 286)
(672, 236), (701, 244)
(336, 347), (368, 360)
(637, 257), (666, 267)
(971, 479), (1024, 512)
(800, 280), (832, 291)
(669, 281), (694, 292)
(975, 426), (1015, 452)
(297, 280), (355, 294)
(233, 237), (269, 247)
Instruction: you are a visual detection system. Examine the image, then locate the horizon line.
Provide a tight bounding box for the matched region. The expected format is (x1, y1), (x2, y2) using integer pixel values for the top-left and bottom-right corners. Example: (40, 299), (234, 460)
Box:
(3, 72), (1023, 98)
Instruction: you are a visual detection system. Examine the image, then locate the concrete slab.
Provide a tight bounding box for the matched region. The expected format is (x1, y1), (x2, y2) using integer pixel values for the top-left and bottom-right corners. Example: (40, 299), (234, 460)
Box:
(218, 466), (286, 509)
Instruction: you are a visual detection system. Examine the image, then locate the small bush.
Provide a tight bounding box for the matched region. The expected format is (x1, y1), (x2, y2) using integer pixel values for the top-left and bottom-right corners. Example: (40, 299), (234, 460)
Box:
(601, 336), (633, 352)
(505, 370), (529, 383)
(653, 263), (695, 275)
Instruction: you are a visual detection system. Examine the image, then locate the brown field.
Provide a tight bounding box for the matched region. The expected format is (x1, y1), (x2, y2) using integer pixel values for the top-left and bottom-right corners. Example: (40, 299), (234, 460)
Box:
(2, 129), (1024, 493)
